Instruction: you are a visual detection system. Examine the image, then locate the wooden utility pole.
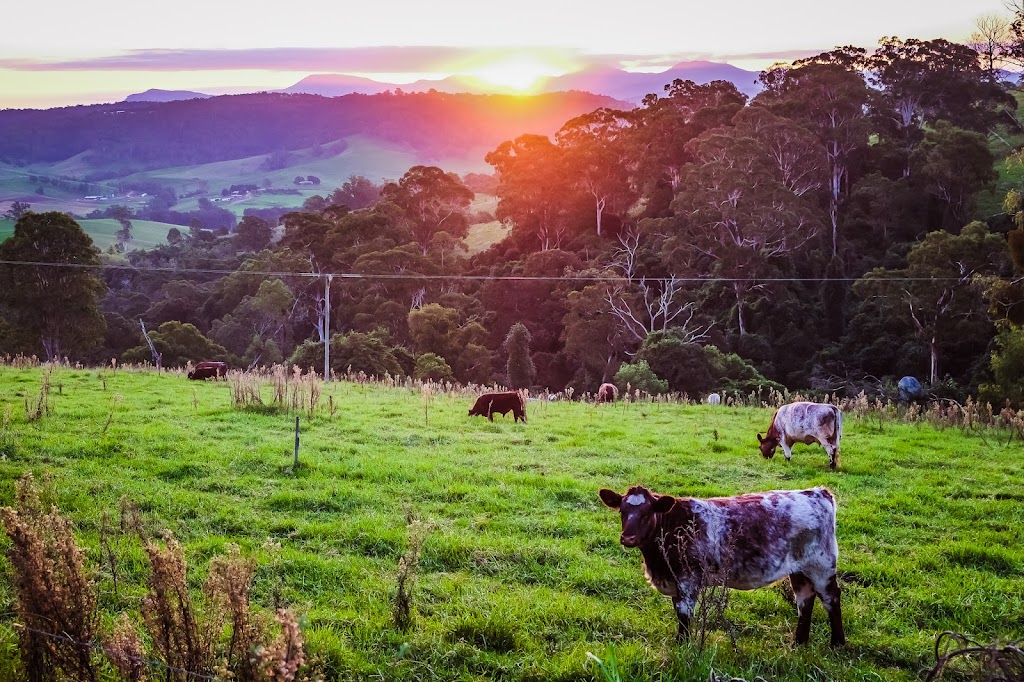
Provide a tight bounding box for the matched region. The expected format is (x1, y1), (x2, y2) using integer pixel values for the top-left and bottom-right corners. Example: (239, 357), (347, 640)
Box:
(323, 275), (332, 382)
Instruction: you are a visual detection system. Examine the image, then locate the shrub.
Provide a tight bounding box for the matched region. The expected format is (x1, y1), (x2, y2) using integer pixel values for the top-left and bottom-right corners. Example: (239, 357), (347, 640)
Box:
(290, 331), (403, 378)
(414, 353), (454, 382)
(613, 360), (669, 395)
(638, 332), (782, 396)
(980, 324), (1024, 407)
(504, 323), (535, 389)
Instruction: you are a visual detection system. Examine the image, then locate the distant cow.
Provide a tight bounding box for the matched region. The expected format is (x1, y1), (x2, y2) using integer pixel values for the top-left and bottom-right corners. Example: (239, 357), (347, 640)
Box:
(597, 383), (618, 403)
(188, 361), (227, 381)
(599, 485), (844, 646)
(468, 391), (526, 423)
(758, 401), (843, 469)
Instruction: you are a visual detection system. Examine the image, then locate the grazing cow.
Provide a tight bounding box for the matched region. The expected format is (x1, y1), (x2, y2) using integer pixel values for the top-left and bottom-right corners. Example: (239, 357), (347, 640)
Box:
(468, 391), (526, 423)
(188, 361), (227, 381)
(599, 485), (844, 646)
(597, 383), (619, 403)
(758, 401), (843, 469)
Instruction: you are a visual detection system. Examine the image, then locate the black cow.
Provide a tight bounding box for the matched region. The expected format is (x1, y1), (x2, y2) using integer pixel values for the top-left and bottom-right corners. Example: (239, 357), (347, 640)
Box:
(468, 392), (526, 422)
(188, 361), (227, 380)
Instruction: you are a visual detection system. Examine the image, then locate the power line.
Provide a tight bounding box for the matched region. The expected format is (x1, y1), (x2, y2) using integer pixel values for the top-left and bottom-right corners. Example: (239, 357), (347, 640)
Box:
(0, 259), (983, 283)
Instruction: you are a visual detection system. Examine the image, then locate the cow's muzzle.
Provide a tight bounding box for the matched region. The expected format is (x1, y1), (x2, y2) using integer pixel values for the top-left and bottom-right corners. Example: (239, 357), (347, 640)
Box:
(620, 534), (640, 548)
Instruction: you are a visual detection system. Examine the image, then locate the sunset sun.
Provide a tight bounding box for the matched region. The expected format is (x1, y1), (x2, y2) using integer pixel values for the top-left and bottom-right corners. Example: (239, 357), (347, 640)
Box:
(468, 56), (565, 91)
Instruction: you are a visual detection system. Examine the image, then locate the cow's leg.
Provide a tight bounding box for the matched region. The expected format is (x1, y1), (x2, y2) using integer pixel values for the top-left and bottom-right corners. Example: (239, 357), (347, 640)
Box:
(789, 572), (816, 645)
(827, 445), (838, 470)
(782, 441), (794, 462)
(813, 574), (845, 646)
(672, 583), (699, 642)
(672, 596), (693, 641)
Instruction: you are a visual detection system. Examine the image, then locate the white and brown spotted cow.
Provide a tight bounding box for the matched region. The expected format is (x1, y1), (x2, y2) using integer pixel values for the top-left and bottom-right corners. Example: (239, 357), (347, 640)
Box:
(599, 485), (845, 646)
(758, 401), (843, 469)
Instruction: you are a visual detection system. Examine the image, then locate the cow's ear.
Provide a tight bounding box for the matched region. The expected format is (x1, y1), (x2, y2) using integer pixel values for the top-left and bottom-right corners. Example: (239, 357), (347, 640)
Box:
(598, 489), (622, 509)
(652, 494), (676, 514)
(756, 433), (764, 443)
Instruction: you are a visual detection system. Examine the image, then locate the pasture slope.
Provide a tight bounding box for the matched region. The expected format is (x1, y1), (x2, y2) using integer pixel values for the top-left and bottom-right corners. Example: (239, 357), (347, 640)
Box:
(0, 368), (1021, 681)
(0, 218), (174, 250)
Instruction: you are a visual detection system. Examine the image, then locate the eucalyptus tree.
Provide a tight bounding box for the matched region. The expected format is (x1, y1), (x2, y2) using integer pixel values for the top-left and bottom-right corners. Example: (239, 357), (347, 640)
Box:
(486, 134), (578, 251)
(0, 212), (106, 360)
(756, 62), (870, 258)
(670, 111), (825, 335)
(854, 222), (1009, 384)
(556, 108), (636, 237)
(380, 165), (474, 255)
(628, 79), (747, 216)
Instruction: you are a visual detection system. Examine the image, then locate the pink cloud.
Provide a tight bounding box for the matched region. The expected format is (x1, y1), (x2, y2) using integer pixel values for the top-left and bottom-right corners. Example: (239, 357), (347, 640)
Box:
(0, 46), (828, 73)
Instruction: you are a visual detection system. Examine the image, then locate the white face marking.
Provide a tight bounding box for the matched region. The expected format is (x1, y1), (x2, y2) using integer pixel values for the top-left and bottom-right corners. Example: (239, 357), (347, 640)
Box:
(625, 494), (646, 507)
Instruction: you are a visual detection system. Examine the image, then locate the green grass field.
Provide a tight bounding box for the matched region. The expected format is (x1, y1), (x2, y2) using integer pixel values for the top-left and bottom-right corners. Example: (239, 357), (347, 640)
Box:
(465, 220), (509, 254)
(77, 219), (176, 250)
(0, 218), (176, 250)
(121, 135), (489, 199)
(2, 134), (492, 224)
(0, 368), (1021, 681)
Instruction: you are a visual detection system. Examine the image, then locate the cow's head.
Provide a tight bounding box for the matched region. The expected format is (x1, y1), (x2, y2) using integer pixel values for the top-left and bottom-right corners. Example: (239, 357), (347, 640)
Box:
(757, 432), (779, 459)
(598, 486), (676, 548)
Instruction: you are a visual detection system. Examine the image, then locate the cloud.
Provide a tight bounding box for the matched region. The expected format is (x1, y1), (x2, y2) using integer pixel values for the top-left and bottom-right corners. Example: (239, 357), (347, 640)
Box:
(0, 46), (826, 74)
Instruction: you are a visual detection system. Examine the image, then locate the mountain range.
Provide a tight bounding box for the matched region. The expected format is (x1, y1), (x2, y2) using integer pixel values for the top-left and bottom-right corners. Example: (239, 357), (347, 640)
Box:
(125, 61), (762, 104)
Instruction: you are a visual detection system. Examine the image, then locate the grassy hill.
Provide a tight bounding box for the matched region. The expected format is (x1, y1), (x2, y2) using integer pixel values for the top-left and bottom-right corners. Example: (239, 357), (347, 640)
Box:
(465, 220), (509, 254)
(0, 367), (1020, 681)
(0, 217), (176, 250)
(76, 219), (176, 250)
(978, 89), (1024, 218)
(465, 193), (507, 253)
(2, 134), (492, 220)
(126, 134), (489, 201)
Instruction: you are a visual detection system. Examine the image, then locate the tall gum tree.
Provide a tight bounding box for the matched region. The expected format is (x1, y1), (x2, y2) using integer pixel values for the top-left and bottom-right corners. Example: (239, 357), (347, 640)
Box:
(670, 111), (824, 335)
(380, 166), (473, 255)
(486, 135), (578, 251)
(556, 108), (636, 237)
(0, 212), (106, 360)
(628, 80), (747, 215)
(756, 61), (870, 259)
(854, 222), (1010, 384)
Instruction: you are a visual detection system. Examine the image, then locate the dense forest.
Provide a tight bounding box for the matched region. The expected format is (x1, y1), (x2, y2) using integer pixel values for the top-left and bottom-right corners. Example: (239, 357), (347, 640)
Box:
(3, 36), (1024, 406)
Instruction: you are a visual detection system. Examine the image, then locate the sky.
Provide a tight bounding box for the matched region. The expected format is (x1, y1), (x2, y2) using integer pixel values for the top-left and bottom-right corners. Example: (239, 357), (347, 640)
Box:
(0, 0), (1007, 109)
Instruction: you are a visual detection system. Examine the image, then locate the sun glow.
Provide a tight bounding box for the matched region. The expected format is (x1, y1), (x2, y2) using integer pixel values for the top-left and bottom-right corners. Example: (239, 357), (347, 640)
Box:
(467, 56), (565, 92)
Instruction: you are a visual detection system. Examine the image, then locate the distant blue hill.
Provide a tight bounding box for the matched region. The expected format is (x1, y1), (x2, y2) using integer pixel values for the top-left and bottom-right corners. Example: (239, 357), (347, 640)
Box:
(279, 61), (762, 103)
(543, 61), (763, 102)
(124, 89), (211, 103)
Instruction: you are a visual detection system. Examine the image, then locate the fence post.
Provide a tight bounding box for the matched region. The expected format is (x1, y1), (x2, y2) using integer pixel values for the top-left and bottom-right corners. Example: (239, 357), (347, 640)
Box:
(294, 416), (300, 467)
